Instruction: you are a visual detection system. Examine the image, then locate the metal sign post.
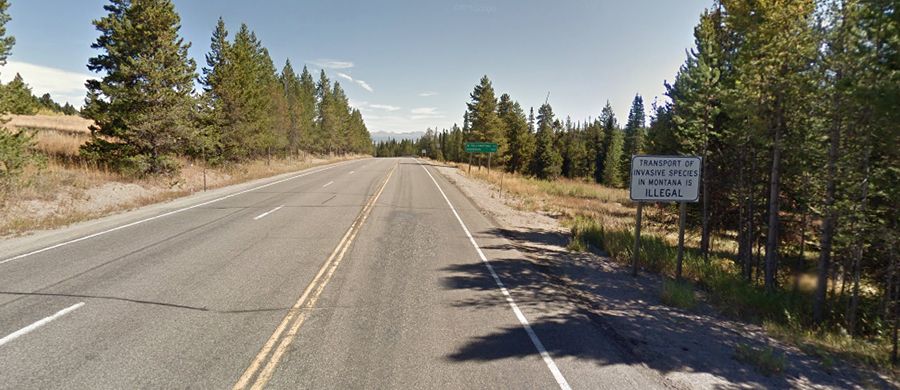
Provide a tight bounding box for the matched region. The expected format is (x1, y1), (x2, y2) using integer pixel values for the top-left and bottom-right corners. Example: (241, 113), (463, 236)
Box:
(632, 202), (643, 277)
(629, 155), (702, 279)
(675, 202), (687, 280)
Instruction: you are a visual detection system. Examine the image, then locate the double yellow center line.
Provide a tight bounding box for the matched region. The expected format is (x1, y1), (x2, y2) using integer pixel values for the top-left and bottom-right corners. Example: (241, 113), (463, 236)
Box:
(233, 163), (397, 390)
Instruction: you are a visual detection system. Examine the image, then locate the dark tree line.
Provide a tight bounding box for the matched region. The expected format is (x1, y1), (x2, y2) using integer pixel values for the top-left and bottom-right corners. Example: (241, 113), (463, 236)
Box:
(373, 137), (422, 158)
(396, 75), (645, 189)
(79, 0), (372, 175)
(0, 73), (78, 116)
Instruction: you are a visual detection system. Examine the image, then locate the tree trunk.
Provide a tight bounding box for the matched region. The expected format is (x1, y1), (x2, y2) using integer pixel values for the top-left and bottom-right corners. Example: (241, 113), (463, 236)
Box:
(701, 133), (710, 262)
(847, 146), (871, 335)
(756, 237), (763, 285)
(793, 210), (807, 295)
(744, 147), (757, 282)
(885, 225), (897, 319)
(814, 89), (841, 323)
(840, 259), (850, 303)
(893, 282), (898, 366)
(738, 197), (748, 278)
(764, 107), (783, 293)
(891, 242), (898, 365)
(829, 259), (839, 301)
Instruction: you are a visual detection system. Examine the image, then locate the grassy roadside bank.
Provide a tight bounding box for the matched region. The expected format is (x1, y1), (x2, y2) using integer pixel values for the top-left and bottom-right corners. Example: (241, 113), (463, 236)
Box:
(2, 114), (367, 237)
(448, 161), (895, 377)
(1, 153), (360, 237)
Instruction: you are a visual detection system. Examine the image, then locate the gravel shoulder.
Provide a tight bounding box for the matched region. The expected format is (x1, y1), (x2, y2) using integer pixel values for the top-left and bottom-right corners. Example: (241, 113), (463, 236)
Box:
(434, 163), (894, 390)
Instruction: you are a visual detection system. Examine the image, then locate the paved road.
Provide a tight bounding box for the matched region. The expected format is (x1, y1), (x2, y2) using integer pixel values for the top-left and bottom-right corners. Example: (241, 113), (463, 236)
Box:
(0, 158), (664, 389)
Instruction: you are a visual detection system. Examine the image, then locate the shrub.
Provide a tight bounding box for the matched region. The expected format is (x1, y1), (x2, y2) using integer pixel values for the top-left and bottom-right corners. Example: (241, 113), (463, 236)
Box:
(661, 279), (696, 309)
(734, 343), (786, 376)
(0, 128), (36, 179)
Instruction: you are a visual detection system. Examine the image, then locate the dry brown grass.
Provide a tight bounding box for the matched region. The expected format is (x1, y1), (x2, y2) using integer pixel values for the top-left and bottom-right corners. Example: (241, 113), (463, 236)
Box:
(5, 114), (93, 134)
(456, 162), (743, 256)
(0, 154), (361, 237)
(30, 130), (89, 158)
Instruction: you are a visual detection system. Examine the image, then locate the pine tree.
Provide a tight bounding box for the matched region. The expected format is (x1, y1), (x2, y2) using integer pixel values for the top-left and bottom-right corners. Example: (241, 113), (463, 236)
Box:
(281, 60), (302, 154)
(465, 75), (506, 164)
(254, 46), (285, 158)
(622, 93), (646, 181)
(603, 129), (625, 187)
(316, 70), (337, 154)
(646, 99), (678, 154)
(595, 101), (618, 183)
(0, 0), (33, 182)
(298, 66), (317, 152)
(195, 17), (229, 162)
(729, 0), (818, 292)
(347, 108), (371, 154)
(0, 0), (12, 67)
(3, 73), (38, 115)
(61, 103), (78, 116)
(81, 0), (197, 175)
(201, 17), (229, 94)
(560, 122), (590, 179)
(668, 8), (726, 262)
(207, 23), (276, 160)
(497, 93), (533, 173)
(529, 103), (562, 179)
(331, 81), (352, 153)
(586, 118), (604, 183)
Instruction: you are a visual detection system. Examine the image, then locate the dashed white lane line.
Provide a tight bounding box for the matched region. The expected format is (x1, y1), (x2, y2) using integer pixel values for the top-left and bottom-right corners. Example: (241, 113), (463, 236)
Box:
(253, 205), (285, 221)
(419, 160), (572, 390)
(349, 171), (355, 175)
(0, 161), (353, 266)
(323, 181), (334, 188)
(0, 302), (85, 348)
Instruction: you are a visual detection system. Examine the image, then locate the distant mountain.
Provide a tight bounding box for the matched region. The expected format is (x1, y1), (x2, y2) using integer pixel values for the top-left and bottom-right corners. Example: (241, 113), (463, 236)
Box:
(370, 131), (424, 143)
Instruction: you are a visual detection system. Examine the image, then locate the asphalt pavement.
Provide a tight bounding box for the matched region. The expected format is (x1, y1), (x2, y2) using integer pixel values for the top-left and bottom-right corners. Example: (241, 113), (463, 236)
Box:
(0, 158), (665, 389)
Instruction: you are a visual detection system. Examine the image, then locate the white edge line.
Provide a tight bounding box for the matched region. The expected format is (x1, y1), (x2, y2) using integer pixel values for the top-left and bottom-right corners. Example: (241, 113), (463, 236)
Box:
(1, 161), (354, 265)
(417, 160), (572, 390)
(253, 205), (285, 221)
(0, 302), (85, 347)
(323, 181), (334, 188)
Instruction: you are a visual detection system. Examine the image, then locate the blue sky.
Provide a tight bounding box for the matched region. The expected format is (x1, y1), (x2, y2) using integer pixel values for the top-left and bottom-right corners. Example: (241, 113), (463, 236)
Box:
(1, 0), (712, 133)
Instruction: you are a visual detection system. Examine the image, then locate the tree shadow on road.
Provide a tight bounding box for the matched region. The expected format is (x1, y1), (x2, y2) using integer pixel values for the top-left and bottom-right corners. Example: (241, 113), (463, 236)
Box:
(441, 227), (889, 389)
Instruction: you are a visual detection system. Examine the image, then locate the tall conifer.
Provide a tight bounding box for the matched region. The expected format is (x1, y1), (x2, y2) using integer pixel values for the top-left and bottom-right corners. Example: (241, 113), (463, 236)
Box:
(81, 0), (197, 174)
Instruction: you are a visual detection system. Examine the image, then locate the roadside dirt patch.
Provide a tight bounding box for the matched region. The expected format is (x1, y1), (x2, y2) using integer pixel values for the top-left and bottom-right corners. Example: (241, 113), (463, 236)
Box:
(434, 163), (894, 389)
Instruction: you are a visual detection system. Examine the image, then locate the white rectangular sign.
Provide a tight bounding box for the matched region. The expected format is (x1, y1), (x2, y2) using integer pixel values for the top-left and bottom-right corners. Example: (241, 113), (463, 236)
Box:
(630, 155), (701, 202)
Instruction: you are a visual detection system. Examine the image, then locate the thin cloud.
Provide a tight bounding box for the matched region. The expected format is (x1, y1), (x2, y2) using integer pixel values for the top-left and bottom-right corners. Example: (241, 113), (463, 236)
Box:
(355, 79), (373, 92)
(411, 107), (439, 115)
(334, 71), (373, 93)
(418, 91), (438, 97)
(310, 59), (354, 69)
(0, 61), (91, 108)
(411, 115), (445, 120)
(370, 104), (401, 111)
(410, 107), (443, 120)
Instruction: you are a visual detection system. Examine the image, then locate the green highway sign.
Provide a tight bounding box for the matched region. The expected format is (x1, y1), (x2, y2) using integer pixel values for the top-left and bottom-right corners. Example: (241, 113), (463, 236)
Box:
(465, 142), (498, 153)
